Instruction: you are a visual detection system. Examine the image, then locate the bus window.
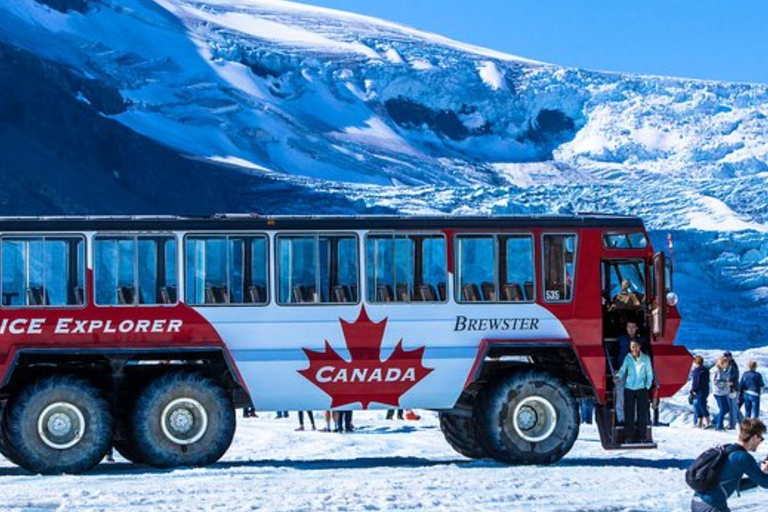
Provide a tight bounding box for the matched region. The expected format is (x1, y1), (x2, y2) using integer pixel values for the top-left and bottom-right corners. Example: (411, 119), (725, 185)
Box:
(543, 234), (577, 303)
(96, 236), (177, 305)
(185, 235), (267, 306)
(457, 236), (495, 302)
(1, 236), (85, 307)
(365, 234), (446, 303)
(502, 235), (535, 302)
(603, 232), (648, 249)
(277, 234), (358, 305)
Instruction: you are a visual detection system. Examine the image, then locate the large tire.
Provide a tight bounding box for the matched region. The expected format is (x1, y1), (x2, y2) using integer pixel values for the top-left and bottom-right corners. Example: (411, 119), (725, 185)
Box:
(439, 411), (487, 459)
(4, 376), (112, 474)
(0, 402), (21, 466)
(129, 372), (235, 469)
(475, 371), (579, 465)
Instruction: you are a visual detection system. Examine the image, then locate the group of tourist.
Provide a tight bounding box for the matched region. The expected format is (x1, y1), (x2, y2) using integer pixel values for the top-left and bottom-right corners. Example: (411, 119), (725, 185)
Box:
(242, 407), (420, 432)
(689, 352), (765, 430)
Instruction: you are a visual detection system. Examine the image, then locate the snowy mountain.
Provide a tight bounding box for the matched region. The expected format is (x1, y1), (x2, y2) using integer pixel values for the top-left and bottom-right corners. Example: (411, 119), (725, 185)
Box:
(1, 0), (767, 349)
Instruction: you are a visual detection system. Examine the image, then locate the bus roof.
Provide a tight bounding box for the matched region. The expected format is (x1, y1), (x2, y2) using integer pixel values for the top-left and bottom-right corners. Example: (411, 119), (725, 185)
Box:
(0, 214), (644, 232)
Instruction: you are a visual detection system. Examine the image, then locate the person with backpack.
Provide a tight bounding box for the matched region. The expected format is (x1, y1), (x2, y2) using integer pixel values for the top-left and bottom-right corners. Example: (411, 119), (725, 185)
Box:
(689, 418), (768, 511)
(740, 360), (765, 419)
(691, 355), (711, 429)
(615, 340), (654, 443)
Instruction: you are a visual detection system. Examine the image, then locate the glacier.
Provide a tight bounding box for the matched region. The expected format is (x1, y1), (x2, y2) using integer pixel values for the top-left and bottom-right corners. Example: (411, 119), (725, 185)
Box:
(0, 0), (767, 349)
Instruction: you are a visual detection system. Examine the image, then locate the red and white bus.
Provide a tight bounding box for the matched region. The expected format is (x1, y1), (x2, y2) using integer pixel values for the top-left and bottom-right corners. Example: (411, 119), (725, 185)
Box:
(0, 214), (691, 473)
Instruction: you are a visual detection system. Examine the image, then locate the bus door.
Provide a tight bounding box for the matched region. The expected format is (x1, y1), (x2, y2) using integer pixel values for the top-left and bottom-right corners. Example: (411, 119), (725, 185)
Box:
(597, 258), (657, 447)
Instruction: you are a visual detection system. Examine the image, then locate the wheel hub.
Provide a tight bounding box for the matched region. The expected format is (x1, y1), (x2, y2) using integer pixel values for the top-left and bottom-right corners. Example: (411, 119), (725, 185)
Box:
(37, 402), (86, 450)
(509, 396), (558, 443)
(161, 398), (208, 445)
(516, 405), (539, 431)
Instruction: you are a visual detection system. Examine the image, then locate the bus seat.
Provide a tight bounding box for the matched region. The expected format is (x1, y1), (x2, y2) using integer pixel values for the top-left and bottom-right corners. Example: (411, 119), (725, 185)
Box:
(461, 283), (481, 302)
(415, 284), (436, 302)
(481, 282), (496, 301)
(502, 283), (524, 302)
(524, 281), (534, 301)
(205, 286), (216, 304)
(306, 284), (318, 303)
(26, 287), (45, 306)
(211, 285), (229, 304)
(395, 284), (409, 302)
(292, 285), (307, 303)
(246, 285), (264, 304)
(118, 286), (134, 305)
(377, 285), (394, 302)
(159, 286), (177, 304)
(437, 282), (446, 301)
(333, 285), (350, 303)
(346, 284), (358, 302)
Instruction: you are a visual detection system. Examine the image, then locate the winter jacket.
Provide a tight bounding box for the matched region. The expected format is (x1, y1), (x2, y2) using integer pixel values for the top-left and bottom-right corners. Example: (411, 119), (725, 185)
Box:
(713, 367), (730, 396)
(726, 361), (740, 392)
(694, 445), (768, 511)
(616, 353), (654, 390)
(691, 365), (711, 396)
(739, 371), (765, 396)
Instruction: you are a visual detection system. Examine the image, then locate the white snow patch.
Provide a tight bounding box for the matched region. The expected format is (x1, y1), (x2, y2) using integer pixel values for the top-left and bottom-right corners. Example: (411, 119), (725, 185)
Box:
(686, 195), (768, 233)
(477, 60), (505, 91)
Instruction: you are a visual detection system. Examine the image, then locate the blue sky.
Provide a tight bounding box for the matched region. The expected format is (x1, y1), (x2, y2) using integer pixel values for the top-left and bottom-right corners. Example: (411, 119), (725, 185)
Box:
(298, 0), (768, 84)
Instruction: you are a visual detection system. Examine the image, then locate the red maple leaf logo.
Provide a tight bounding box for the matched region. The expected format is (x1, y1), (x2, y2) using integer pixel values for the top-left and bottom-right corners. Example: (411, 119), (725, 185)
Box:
(299, 307), (433, 409)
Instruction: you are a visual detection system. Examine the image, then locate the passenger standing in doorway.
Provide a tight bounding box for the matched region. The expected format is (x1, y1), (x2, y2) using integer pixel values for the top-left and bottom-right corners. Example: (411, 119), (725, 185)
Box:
(615, 340), (654, 443)
(740, 361), (765, 419)
(713, 357), (731, 431)
(724, 352), (740, 429)
(615, 321), (647, 423)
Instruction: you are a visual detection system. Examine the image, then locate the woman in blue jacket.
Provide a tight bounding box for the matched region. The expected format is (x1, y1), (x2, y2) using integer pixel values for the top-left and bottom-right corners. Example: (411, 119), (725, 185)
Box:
(740, 360), (765, 419)
(691, 355), (711, 428)
(615, 340), (654, 443)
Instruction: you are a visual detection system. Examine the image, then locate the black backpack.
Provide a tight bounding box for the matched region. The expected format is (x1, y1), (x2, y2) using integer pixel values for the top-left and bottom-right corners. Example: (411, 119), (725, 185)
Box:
(686, 444), (745, 493)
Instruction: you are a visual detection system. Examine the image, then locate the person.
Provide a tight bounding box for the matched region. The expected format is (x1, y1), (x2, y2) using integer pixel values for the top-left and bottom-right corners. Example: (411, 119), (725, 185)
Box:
(691, 355), (711, 429)
(611, 279), (642, 309)
(276, 410), (289, 419)
(614, 321), (648, 423)
(296, 411), (316, 431)
(615, 340), (654, 443)
(691, 418), (768, 512)
(339, 410), (354, 432)
(740, 361), (765, 419)
(243, 407), (257, 418)
(713, 357), (731, 431)
(386, 409), (404, 420)
(724, 352), (740, 429)
(580, 397), (595, 424)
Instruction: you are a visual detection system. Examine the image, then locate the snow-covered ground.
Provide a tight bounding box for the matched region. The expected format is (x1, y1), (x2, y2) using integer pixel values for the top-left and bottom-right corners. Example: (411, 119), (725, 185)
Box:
(1, 411), (765, 512)
(4, 347), (768, 512)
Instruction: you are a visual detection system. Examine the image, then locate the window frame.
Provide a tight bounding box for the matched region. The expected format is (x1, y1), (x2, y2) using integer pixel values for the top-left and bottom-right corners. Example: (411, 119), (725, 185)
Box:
(182, 232), (270, 308)
(454, 232), (536, 305)
(0, 233), (87, 310)
(275, 231), (360, 307)
(364, 231), (448, 305)
(93, 233), (180, 308)
(602, 230), (648, 250)
(540, 232), (578, 304)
